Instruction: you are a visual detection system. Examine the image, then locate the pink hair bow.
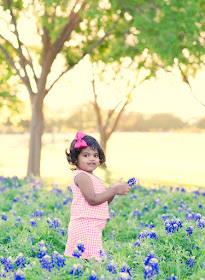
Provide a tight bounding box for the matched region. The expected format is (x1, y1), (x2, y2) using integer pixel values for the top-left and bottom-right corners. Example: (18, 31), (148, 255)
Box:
(74, 131), (87, 148)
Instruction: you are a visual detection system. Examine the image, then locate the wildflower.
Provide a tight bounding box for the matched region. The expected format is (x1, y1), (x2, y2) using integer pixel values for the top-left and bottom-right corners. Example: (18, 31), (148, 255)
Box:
(198, 203), (203, 209)
(89, 271), (99, 280)
(1, 256), (14, 272)
(120, 262), (131, 276)
(109, 232), (115, 238)
(40, 210), (45, 217)
(0, 268), (6, 278)
(107, 260), (117, 274)
(144, 205), (149, 211)
(186, 226), (193, 236)
(30, 219), (37, 227)
(62, 196), (72, 205)
(51, 251), (66, 269)
(127, 177), (136, 187)
(40, 255), (54, 272)
(15, 253), (25, 269)
(72, 248), (82, 258)
(51, 218), (61, 229)
(32, 209), (39, 217)
(134, 241), (141, 247)
(164, 217), (183, 234)
(134, 209), (142, 218)
(167, 273), (178, 280)
(118, 272), (132, 280)
(110, 210), (116, 218)
(186, 256), (195, 268)
(37, 246), (48, 259)
(70, 263), (83, 276)
(196, 218), (205, 229)
(133, 251), (140, 258)
(77, 241), (85, 253)
(14, 269), (26, 280)
(144, 251), (159, 279)
(163, 204), (168, 212)
(1, 213), (7, 221)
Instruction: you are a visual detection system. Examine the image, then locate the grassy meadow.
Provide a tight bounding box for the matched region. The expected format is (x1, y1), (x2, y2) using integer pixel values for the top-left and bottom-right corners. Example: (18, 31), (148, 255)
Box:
(0, 176), (205, 279)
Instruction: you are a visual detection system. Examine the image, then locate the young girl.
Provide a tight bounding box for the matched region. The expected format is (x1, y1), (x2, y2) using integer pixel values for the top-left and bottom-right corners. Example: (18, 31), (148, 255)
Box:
(64, 131), (130, 261)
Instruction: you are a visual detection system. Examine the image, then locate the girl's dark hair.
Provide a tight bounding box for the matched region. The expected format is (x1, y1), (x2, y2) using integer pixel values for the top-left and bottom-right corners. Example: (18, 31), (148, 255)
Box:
(65, 134), (105, 169)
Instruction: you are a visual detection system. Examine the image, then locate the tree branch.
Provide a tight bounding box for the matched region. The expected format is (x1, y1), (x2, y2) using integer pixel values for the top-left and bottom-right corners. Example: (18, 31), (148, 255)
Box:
(46, 18), (120, 94)
(91, 78), (104, 134)
(178, 64), (205, 107)
(0, 45), (34, 96)
(4, 0), (35, 95)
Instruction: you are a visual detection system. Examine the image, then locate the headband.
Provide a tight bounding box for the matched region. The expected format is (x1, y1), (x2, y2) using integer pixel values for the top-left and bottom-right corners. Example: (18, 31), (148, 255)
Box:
(74, 131), (87, 148)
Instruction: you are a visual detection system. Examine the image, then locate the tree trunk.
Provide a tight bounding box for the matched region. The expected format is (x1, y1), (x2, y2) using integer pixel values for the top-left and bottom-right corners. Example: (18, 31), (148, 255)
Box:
(27, 96), (44, 177)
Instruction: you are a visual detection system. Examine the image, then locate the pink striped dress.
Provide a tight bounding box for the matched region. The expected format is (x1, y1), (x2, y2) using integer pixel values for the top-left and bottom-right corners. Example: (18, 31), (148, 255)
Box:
(64, 169), (109, 260)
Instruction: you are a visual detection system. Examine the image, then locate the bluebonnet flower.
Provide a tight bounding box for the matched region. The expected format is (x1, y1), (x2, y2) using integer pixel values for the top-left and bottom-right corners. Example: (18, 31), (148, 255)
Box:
(60, 228), (65, 236)
(32, 209), (39, 217)
(62, 196), (72, 205)
(89, 271), (99, 280)
(30, 219), (37, 227)
(149, 223), (155, 229)
(133, 251), (140, 258)
(72, 248), (82, 258)
(186, 256), (195, 268)
(120, 262), (131, 276)
(40, 210), (45, 217)
(186, 226), (193, 236)
(0, 268), (6, 278)
(118, 272), (132, 280)
(0, 256), (14, 272)
(15, 216), (22, 227)
(130, 193), (137, 199)
(163, 204), (168, 212)
(51, 218), (61, 229)
(127, 177), (136, 187)
(37, 246), (48, 259)
(134, 208), (142, 218)
(13, 196), (20, 202)
(14, 269), (26, 280)
(77, 241), (85, 253)
(40, 255), (54, 272)
(109, 232), (115, 238)
(107, 260), (117, 274)
(69, 263), (83, 276)
(144, 205), (149, 211)
(110, 210), (116, 218)
(144, 251), (159, 279)
(167, 274), (178, 280)
(153, 199), (160, 205)
(198, 203), (203, 209)
(196, 218), (205, 229)
(173, 199), (177, 204)
(138, 230), (157, 241)
(134, 241), (141, 247)
(164, 217), (183, 234)
(15, 253), (25, 269)
(1, 213), (7, 221)
(51, 251), (66, 269)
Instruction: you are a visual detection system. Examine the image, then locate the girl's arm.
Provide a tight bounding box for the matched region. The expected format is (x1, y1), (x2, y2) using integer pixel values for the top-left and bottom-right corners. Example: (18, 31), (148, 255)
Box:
(75, 173), (130, 206)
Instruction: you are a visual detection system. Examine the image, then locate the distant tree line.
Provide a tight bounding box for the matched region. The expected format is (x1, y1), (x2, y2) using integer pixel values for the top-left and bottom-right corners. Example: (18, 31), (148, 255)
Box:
(1, 104), (205, 133)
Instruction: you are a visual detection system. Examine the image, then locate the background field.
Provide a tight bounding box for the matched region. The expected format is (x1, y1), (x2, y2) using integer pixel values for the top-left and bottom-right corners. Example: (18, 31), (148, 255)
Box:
(0, 132), (204, 188)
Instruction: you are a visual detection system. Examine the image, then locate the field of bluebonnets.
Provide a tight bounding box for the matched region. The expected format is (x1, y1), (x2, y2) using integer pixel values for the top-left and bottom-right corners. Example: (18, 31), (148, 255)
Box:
(0, 176), (205, 280)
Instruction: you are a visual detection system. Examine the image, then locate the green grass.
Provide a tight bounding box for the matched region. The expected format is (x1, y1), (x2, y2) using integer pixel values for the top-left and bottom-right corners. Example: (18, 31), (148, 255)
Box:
(0, 176), (205, 279)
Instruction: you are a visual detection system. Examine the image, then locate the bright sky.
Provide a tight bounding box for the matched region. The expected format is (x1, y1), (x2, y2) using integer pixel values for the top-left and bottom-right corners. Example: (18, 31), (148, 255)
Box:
(43, 58), (205, 121)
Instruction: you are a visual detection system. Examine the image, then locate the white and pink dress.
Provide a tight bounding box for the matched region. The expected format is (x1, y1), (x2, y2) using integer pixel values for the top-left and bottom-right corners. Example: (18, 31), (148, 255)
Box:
(64, 169), (109, 260)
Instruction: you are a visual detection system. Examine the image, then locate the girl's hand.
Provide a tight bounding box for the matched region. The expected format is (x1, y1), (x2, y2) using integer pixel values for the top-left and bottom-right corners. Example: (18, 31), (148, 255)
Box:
(113, 178), (131, 195)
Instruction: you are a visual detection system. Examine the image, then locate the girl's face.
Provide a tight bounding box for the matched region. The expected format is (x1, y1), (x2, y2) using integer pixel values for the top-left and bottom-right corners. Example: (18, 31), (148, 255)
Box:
(77, 146), (100, 173)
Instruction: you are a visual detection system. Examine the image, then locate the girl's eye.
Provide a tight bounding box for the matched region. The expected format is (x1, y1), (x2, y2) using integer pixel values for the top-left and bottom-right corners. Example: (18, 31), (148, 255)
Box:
(94, 154), (99, 158)
(84, 154), (88, 157)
